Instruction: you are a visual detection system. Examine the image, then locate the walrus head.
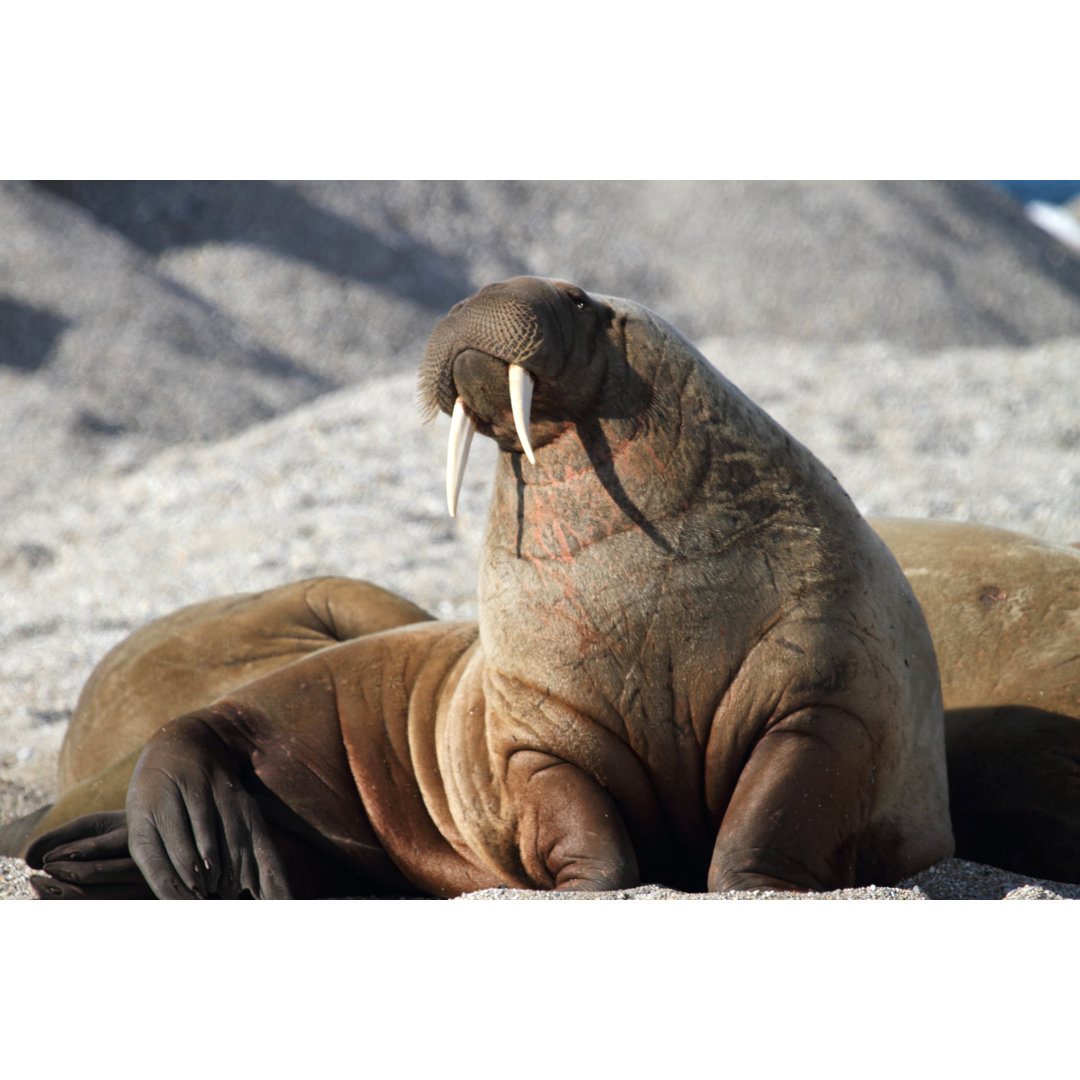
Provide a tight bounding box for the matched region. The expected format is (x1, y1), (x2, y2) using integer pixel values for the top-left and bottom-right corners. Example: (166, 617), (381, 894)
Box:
(419, 277), (650, 515)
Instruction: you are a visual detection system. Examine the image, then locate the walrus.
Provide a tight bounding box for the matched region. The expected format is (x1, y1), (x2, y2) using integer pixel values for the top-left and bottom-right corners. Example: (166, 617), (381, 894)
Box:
(4, 276), (956, 898)
(872, 518), (1080, 882)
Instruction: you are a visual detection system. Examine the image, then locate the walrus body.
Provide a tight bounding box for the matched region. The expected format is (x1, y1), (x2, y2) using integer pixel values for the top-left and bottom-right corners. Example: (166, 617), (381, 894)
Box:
(872, 518), (1080, 882)
(9, 278), (956, 898)
(12, 520), (1079, 892)
(58, 577), (434, 791)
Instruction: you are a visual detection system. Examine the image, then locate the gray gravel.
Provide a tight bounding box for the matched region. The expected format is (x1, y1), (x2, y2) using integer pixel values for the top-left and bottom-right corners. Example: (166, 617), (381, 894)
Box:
(458, 858), (1080, 900)
(4, 181), (1080, 899)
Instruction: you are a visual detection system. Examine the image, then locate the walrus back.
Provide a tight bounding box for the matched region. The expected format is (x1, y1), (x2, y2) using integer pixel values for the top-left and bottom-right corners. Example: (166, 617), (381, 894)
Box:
(58, 577), (433, 789)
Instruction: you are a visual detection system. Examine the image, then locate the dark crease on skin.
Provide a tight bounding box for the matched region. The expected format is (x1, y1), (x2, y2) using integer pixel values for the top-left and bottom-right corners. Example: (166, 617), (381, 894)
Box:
(318, 639), (426, 859)
(139, 772), (202, 895)
(577, 415), (673, 553)
(513, 454), (526, 559)
(303, 586), (335, 637)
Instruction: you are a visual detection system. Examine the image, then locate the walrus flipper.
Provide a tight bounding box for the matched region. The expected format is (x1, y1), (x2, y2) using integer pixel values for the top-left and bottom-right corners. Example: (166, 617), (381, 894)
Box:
(508, 751), (640, 891)
(26, 721), (293, 900)
(120, 713), (292, 899)
(708, 707), (875, 892)
(25, 811), (155, 900)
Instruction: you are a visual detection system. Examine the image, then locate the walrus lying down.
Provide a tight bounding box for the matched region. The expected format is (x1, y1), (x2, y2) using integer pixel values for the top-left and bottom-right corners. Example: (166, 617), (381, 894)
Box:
(6, 277), (1071, 898)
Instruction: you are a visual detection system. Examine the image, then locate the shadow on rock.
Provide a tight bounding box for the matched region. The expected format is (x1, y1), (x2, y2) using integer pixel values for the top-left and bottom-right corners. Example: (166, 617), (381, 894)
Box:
(33, 180), (475, 313)
(0, 297), (71, 372)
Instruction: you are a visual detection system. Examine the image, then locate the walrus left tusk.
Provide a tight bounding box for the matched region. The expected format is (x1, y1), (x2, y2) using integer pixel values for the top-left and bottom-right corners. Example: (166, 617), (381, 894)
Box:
(446, 397), (475, 517)
(509, 364), (536, 465)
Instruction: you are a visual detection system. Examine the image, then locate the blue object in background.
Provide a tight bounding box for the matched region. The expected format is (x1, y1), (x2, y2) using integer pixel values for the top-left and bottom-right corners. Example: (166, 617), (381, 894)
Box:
(991, 181), (1080, 205)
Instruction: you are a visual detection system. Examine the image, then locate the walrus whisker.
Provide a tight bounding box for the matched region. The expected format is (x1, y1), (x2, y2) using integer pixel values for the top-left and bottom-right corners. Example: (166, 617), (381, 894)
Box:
(508, 364), (536, 465)
(446, 397), (476, 517)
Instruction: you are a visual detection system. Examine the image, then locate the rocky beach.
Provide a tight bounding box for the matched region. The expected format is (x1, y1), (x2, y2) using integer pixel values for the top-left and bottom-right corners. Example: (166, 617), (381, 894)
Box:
(3, 180), (1080, 900)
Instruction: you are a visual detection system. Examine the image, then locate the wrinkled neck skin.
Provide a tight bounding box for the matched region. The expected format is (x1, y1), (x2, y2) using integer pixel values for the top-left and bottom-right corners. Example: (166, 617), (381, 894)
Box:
(491, 304), (704, 556)
(476, 296), (857, 783)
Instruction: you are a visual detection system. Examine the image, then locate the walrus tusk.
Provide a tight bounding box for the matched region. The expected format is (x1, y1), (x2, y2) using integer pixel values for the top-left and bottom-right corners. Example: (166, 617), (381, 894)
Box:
(509, 364), (537, 465)
(446, 397), (475, 517)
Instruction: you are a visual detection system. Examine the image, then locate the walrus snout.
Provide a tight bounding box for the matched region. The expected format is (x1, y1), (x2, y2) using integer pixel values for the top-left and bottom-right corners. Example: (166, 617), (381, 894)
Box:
(420, 276), (614, 515)
(421, 285), (549, 516)
(419, 279), (554, 420)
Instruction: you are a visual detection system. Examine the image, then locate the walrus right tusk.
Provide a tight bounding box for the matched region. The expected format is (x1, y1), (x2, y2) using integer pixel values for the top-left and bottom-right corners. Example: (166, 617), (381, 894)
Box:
(446, 364), (535, 517)
(508, 364), (537, 466)
(446, 397), (475, 517)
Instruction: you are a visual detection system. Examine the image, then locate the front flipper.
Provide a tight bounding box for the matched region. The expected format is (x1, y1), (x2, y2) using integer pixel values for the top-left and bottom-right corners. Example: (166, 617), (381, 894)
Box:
(510, 751), (639, 891)
(708, 706), (876, 893)
(26, 810), (154, 899)
(124, 715), (291, 899)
